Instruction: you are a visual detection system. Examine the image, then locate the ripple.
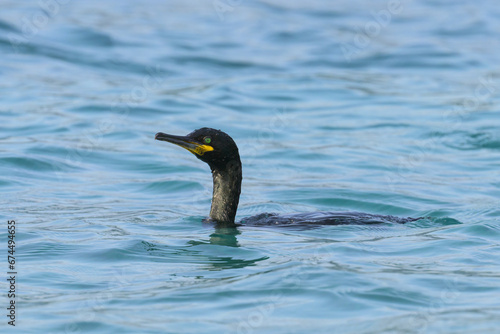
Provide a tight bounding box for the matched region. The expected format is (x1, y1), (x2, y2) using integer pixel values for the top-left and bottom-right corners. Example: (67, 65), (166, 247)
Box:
(139, 180), (203, 194)
(3, 0), (500, 333)
(0, 19), (19, 33)
(50, 26), (115, 48)
(1, 156), (77, 173)
(439, 131), (500, 151)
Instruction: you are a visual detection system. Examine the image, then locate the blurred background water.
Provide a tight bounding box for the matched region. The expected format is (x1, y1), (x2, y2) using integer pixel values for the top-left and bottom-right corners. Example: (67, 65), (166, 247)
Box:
(1, 0), (500, 333)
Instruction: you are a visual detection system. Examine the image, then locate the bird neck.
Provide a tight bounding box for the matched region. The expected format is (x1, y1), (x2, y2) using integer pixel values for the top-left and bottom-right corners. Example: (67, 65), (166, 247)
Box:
(209, 158), (242, 225)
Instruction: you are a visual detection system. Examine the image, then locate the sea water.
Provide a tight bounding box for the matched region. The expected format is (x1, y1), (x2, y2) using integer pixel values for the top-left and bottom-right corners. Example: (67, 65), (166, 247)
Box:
(1, 1), (499, 333)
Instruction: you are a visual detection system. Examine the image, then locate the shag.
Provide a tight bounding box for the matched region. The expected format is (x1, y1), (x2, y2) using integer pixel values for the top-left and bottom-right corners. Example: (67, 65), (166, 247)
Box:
(155, 128), (420, 226)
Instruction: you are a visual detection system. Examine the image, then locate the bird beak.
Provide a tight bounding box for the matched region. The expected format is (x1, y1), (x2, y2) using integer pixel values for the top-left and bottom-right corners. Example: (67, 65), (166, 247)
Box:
(155, 132), (214, 156)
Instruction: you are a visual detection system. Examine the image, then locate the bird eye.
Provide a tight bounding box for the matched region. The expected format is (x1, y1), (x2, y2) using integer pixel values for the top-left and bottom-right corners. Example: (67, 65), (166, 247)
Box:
(204, 137), (212, 144)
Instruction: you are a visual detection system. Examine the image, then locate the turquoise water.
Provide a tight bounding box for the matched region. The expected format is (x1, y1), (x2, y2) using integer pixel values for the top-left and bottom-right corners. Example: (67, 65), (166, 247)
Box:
(1, 0), (500, 333)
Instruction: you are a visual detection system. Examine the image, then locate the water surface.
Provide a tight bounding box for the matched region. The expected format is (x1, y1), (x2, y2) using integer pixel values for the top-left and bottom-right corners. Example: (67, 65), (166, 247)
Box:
(1, 1), (500, 333)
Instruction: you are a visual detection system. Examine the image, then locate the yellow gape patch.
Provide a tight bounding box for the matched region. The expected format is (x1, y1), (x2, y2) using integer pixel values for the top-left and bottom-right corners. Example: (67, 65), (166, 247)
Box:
(190, 144), (214, 156)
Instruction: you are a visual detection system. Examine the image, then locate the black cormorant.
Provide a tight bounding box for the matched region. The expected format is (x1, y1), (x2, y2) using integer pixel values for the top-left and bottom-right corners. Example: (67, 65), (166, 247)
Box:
(155, 128), (420, 226)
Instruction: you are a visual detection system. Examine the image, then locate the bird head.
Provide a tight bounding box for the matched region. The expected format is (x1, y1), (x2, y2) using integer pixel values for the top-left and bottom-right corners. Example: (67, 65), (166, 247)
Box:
(155, 127), (240, 171)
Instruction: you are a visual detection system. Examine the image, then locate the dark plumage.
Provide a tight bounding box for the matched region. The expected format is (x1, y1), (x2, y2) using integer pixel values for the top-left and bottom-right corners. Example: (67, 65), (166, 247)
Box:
(155, 128), (421, 227)
(155, 128), (241, 224)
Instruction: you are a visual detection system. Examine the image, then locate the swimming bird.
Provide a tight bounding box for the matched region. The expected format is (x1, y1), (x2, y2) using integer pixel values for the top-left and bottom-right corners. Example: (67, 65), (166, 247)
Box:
(155, 128), (420, 226)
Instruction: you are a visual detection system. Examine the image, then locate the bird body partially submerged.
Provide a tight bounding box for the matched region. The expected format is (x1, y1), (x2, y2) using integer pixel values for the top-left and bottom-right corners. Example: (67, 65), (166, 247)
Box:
(155, 128), (420, 227)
